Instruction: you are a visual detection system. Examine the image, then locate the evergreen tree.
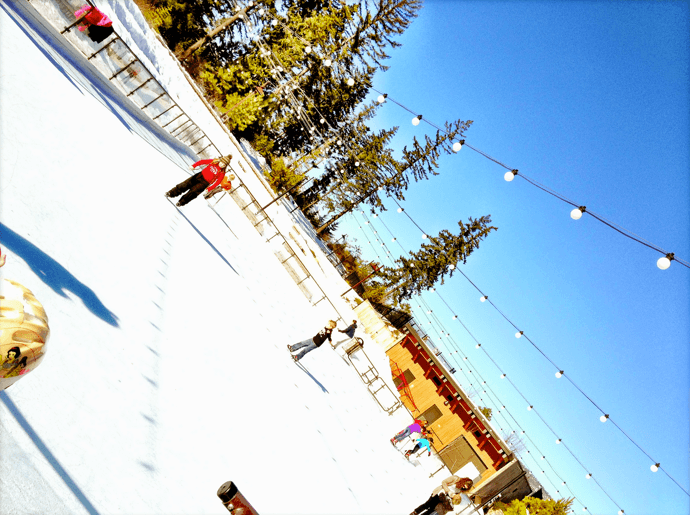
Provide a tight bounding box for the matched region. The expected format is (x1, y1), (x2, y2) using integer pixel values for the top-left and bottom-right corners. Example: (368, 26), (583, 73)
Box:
(380, 216), (497, 303)
(492, 497), (574, 515)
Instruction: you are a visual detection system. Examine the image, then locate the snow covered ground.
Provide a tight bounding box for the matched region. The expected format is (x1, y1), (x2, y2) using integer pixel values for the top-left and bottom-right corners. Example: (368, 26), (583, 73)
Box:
(0, 1), (451, 513)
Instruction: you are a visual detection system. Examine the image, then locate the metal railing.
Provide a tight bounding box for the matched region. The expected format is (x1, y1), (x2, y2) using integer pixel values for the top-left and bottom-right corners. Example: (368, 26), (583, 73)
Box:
(28, 0), (219, 159)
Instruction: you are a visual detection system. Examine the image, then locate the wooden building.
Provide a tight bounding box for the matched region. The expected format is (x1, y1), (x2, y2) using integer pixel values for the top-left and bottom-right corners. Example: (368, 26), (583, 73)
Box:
(386, 321), (514, 487)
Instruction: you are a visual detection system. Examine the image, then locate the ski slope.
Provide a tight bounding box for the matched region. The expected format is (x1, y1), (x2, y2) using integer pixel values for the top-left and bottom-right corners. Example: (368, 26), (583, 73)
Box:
(0, 2), (444, 513)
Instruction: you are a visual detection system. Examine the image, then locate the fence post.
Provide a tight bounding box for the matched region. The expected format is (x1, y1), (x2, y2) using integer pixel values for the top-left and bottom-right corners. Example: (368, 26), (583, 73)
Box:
(217, 481), (259, 514)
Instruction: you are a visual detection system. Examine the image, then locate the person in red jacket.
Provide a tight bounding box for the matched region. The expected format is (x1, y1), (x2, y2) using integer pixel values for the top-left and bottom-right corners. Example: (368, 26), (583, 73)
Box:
(166, 155), (232, 207)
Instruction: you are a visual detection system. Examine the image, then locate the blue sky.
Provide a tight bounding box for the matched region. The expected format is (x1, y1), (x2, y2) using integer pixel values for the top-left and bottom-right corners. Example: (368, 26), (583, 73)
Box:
(333, 1), (690, 513)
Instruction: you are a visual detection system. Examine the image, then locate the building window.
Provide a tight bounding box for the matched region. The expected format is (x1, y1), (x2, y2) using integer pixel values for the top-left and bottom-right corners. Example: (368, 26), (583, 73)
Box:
(446, 394), (454, 402)
(393, 369), (415, 389)
(420, 404), (443, 425)
(432, 376), (442, 387)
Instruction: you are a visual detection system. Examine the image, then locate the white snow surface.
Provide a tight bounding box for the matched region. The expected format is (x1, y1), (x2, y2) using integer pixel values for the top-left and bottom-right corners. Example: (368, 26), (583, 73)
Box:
(0, 1), (451, 514)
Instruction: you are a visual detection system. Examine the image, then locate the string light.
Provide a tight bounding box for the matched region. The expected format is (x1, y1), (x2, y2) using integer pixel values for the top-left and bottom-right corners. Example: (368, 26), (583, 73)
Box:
(422, 234), (428, 239)
(347, 78), (355, 86)
(556, 438), (562, 444)
(412, 115), (422, 126)
(397, 207), (404, 213)
(571, 206), (586, 220)
(377, 94), (388, 103)
(367, 87), (688, 270)
(555, 370), (564, 378)
(515, 331), (524, 338)
(452, 140), (464, 152)
(501, 373), (506, 378)
(480, 295), (488, 302)
(657, 253), (674, 270)
(600, 414), (609, 423)
(504, 169), (518, 182)
(586, 473), (592, 479)
(324, 59), (332, 67)
(651, 463), (660, 472)
(305, 45), (311, 53)
(527, 405), (533, 411)
(353, 208), (685, 508)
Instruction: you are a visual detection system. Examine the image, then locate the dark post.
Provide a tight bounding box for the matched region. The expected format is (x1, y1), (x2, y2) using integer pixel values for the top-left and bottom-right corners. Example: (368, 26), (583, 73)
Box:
(217, 482), (259, 514)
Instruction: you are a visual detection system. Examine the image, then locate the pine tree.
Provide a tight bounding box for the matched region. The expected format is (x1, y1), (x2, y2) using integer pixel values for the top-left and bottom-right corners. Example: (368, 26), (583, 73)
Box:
(380, 216), (497, 303)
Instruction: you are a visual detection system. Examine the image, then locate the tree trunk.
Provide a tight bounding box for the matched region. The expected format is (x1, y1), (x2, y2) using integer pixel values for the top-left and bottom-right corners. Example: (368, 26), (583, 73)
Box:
(177, 5), (257, 61)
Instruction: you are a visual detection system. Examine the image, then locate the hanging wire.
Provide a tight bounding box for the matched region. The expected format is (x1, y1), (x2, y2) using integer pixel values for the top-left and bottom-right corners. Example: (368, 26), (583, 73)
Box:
(370, 88), (688, 270)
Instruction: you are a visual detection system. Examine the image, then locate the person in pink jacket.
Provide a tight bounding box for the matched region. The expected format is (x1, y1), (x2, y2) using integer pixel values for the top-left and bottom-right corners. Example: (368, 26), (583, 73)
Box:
(166, 155), (232, 207)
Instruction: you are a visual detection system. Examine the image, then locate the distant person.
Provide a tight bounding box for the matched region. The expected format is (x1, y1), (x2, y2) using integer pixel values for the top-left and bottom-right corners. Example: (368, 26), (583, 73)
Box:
(288, 320), (336, 362)
(166, 155), (232, 207)
(410, 477), (473, 515)
(404, 435), (433, 459)
(333, 320), (358, 348)
(391, 419), (427, 445)
(74, 5), (114, 43)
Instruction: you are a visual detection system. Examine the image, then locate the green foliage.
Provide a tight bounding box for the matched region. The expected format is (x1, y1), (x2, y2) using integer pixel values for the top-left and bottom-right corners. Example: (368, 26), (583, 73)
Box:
(478, 406), (492, 420)
(380, 216), (497, 303)
(492, 497), (574, 515)
(266, 158), (304, 194)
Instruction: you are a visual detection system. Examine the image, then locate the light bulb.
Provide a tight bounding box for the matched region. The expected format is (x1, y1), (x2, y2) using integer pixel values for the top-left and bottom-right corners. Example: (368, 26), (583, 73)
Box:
(412, 115), (422, 126)
(651, 463), (660, 472)
(397, 207), (404, 213)
(570, 206), (585, 220)
(556, 438), (562, 444)
(347, 78), (355, 86)
(448, 263), (455, 270)
(555, 370), (563, 378)
(540, 455), (545, 460)
(377, 94), (387, 103)
(475, 344), (480, 349)
(504, 170), (517, 182)
(258, 8), (265, 15)
(500, 373), (506, 379)
(657, 255), (673, 270)
(586, 473), (592, 479)
(392, 238), (396, 242)
(480, 295), (488, 302)
(410, 263), (415, 267)
(600, 414), (609, 423)
(452, 141), (463, 152)
(515, 331), (523, 339)
(324, 59), (332, 67)
(422, 234), (428, 239)
(527, 405), (533, 411)
(618, 511), (625, 515)
(271, 19), (278, 26)
(305, 46), (311, 53)
(430, 287), (435, 292)
(452, 315), (458, 320)
(354, 161), (359, 167)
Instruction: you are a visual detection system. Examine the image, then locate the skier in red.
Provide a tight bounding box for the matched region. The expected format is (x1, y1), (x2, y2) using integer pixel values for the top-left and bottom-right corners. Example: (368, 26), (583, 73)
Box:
(166, 155), (232, 207)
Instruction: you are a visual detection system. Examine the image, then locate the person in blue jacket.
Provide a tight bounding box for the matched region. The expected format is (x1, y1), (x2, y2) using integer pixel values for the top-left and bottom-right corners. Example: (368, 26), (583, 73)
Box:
(405, 436), (434, 459)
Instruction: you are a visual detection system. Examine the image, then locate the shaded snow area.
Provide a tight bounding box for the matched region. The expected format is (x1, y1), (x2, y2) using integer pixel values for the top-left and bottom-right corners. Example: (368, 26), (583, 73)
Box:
(0, 1), (447, 514)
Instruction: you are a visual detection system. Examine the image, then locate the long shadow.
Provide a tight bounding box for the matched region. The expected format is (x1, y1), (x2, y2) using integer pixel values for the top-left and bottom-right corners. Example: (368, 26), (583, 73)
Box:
(170, 202), (239, 275)
(0, 391), (101, 515)
(295, 362), (329, 393)
(0, 223), (119, 327)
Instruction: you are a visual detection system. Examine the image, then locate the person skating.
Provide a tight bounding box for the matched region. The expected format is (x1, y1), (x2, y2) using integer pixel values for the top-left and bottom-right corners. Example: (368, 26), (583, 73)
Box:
(404, 435), (433, 459)
(391, 419), (427, 445)
(410, 477), (473, 515)
(333, 320), (358, 348)
(166, 155), (232, 207)
(288, 321), (336, 362)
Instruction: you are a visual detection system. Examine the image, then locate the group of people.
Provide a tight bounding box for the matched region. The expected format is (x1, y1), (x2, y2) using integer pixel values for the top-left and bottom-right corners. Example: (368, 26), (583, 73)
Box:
(391, 421), (476, 514)
(166, 155), (236, 207)
(391, 419), (435, 459)
(168, 158), (473, 514)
